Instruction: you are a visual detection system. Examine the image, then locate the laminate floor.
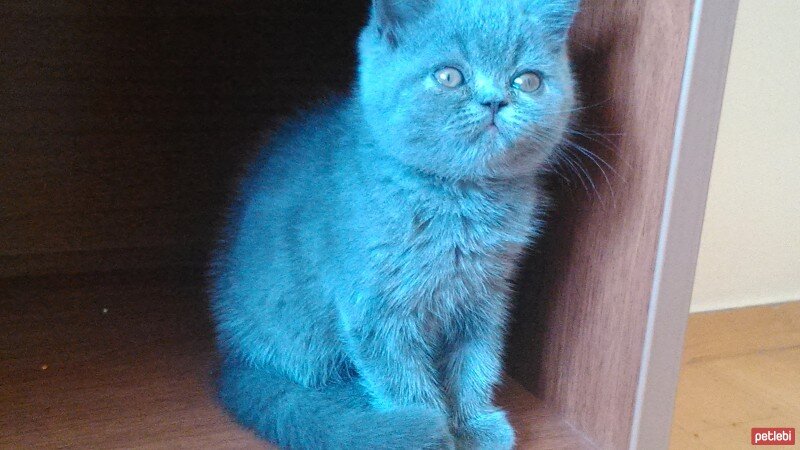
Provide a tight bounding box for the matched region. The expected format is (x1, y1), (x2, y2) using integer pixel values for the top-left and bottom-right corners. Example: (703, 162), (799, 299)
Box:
(670, 301), (800, 449)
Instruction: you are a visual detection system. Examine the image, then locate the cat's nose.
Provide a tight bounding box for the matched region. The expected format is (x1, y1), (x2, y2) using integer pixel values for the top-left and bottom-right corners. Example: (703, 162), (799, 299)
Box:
(482, 99), (509, 115)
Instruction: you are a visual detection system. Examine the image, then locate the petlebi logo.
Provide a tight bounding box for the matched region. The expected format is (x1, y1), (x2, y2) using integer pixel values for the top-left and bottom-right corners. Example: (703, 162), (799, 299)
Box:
(751, 428), (796, 446)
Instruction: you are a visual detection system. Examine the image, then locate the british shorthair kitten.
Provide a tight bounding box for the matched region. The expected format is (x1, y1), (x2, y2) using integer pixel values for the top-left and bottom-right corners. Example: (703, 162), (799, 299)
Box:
(210, 0), (579, 448)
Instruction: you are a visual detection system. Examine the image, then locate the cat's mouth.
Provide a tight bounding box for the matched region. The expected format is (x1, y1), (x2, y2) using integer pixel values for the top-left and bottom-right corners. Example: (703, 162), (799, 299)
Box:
(484, 117), (504, 136)
(482, 113), (496, 129)
(472, 115), (512, 146)
(477, 119), (514, 150)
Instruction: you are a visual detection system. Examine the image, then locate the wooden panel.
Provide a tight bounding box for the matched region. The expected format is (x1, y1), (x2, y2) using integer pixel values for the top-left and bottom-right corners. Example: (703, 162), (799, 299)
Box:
(627, 2), (737, 447)
(508, 1), (694, 449)
(0, 1), (370, 277)
(0, 271), (593, 449)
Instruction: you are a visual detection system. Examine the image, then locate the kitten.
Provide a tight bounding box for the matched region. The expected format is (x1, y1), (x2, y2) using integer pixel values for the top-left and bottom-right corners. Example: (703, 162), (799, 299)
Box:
(210, 0), (579, 449)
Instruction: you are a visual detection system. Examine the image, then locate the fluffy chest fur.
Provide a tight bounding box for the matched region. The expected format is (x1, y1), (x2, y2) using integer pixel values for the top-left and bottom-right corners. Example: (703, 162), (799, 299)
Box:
(353, 168), (543, 324)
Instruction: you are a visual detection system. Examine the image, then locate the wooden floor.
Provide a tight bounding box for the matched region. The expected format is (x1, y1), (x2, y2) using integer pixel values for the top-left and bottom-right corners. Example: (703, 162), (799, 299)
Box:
(670, 301), (800, 449)
(0, 271), (593, 449)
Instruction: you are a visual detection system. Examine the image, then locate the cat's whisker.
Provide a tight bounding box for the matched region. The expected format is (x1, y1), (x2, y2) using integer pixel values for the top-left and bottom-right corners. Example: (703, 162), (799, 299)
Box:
(554, 152), (590, 195)
(562, 141), (616, 204)
(567, 128), (622, 155)
(566, 127), (634, 173)
(537, 97), (615, 119)
(570, 154), (599, 197)
(542, 159), (575, 185)
(563, 137), (617, 178)
(570, 96), (616, 113)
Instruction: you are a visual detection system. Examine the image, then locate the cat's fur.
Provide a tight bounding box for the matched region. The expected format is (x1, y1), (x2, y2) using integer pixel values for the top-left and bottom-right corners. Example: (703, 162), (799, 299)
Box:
(210, 1), (579, 448)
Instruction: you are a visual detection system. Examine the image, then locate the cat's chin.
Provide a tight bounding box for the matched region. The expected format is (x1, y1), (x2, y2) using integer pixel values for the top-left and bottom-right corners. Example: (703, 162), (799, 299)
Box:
(475, 127), (514, 154)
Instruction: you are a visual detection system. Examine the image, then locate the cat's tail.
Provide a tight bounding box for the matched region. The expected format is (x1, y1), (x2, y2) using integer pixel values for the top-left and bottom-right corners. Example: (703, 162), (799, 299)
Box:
(218, 360), (454, 450)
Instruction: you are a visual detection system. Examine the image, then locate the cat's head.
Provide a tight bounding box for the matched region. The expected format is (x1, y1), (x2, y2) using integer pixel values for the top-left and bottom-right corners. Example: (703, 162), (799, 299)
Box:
(357, 0), (579, 180)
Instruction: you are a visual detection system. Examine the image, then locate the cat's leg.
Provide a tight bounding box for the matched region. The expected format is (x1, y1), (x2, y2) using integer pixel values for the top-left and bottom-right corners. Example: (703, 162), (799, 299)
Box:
(344, 311), (448, 413)
(343, 306), (455, 448)
(443, 323), (515, 450)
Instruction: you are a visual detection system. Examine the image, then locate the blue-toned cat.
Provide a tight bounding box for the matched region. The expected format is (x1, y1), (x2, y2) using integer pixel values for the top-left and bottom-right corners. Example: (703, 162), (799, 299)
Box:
(210, 0), (579, 448)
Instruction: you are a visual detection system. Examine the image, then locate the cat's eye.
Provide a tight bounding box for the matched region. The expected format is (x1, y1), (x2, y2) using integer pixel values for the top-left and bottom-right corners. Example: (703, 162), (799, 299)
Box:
(512, 72), (542, 93)
(434, 67), (464, 88)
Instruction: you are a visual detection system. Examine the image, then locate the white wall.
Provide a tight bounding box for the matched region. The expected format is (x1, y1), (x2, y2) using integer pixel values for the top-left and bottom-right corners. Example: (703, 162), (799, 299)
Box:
(690, 0), (800, 313)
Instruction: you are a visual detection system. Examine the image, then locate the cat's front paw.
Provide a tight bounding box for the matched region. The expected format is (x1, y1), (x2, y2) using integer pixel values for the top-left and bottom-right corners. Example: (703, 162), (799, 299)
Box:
(454, 409), (515, 450)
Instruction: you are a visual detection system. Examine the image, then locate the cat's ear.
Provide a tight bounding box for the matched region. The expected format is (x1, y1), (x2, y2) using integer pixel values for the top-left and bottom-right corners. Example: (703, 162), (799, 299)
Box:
(524, 0), (581, 43)
(371, 0), (435, 47)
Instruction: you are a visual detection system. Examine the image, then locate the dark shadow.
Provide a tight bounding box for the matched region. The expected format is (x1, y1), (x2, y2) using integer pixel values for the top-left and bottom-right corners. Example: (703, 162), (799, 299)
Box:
(1, 1), (370, 278)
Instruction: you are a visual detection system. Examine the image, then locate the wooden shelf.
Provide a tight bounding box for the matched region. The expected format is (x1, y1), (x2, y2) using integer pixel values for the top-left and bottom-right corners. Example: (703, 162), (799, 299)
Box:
(0, 271), (593, 449)
(0, 1), (739, 448)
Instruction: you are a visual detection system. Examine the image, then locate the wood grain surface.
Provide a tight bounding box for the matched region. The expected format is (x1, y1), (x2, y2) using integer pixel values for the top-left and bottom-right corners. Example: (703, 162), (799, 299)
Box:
(0, 271), (594, 449)
(680, 301), (800, 365)
(671, 301), (800, 450)
(507, 1), (694, 448)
